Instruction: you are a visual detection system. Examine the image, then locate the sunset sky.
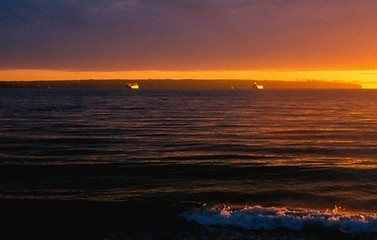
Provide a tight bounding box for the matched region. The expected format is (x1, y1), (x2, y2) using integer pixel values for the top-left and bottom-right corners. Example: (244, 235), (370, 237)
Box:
(1, 0), (377, 88)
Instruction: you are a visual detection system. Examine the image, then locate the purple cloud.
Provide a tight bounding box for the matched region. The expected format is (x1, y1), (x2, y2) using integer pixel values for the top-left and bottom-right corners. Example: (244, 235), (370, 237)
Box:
(1, 0), (377, 71)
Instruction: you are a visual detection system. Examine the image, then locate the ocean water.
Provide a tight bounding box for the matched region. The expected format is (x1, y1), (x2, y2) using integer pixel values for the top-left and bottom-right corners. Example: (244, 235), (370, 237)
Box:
(1, 88), (377, 239)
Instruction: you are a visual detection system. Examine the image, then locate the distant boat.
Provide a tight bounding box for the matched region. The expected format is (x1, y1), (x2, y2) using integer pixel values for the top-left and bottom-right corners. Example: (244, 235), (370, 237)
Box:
(126, 83), (139, 90)
(253, 82), (264, 90)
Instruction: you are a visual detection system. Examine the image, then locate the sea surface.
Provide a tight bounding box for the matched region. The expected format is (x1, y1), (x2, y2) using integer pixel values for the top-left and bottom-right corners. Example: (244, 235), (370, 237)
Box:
(1, 88), (377, 239)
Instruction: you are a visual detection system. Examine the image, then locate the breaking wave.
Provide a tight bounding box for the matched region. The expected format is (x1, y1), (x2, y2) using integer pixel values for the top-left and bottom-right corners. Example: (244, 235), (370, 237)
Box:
(182, 205), (377, 234)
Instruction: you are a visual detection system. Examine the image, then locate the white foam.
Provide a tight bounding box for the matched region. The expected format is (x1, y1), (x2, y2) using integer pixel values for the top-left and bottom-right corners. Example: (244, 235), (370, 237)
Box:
(182, 205), (377, 234)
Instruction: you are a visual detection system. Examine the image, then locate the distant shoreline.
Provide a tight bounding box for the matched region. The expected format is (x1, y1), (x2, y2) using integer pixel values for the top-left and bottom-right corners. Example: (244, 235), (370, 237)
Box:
(0, 79), (362, 89)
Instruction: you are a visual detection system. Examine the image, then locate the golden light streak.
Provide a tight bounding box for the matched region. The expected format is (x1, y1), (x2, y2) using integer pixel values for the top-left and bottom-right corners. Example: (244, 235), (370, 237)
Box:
(1, 69), (377, 88)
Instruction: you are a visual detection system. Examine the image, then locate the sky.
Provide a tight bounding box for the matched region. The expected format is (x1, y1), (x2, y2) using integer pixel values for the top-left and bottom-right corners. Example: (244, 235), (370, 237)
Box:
(1, 0), (377, 87)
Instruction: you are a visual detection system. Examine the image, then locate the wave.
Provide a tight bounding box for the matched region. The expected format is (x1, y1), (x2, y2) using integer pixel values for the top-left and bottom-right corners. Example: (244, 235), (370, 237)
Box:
(182, 205), (377, 234)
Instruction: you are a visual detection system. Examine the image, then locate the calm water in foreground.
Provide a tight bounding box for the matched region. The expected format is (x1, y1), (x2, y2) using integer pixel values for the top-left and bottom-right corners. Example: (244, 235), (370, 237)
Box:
(1, 88), (377, 239)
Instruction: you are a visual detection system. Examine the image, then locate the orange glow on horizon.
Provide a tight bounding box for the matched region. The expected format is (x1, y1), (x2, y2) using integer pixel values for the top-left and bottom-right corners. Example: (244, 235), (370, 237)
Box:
(1, 69), (377, 88)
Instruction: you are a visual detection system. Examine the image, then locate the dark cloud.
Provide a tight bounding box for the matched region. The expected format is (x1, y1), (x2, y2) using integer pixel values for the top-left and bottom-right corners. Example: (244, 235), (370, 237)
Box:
(1, 0), (377, 71)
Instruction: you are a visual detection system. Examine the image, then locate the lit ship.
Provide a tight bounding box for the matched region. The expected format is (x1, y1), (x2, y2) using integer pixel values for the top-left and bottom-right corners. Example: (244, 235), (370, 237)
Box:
(126, 83), (139, 89)
(253, 82), (264, 90)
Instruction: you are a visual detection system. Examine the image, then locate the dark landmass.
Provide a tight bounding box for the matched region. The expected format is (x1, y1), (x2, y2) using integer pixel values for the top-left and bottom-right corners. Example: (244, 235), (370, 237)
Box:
(0, 79), (362, 89)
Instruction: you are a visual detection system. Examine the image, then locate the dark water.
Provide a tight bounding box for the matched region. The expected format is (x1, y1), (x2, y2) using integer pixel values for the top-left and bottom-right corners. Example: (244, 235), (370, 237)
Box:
(1, 89), (377, 239)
